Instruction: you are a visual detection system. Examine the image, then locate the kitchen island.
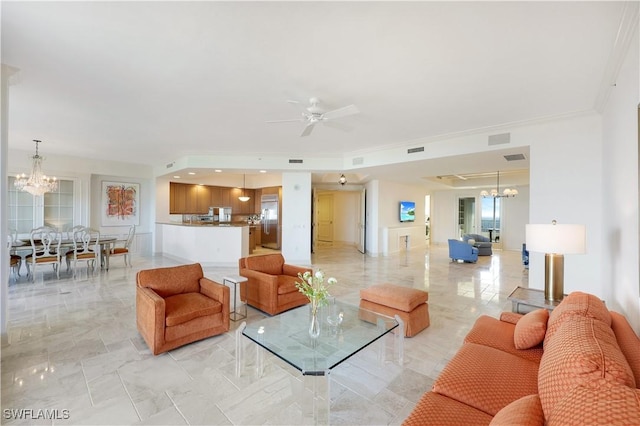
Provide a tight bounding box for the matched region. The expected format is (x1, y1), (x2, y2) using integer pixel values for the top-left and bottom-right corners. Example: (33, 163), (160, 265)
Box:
(157, 222), (251, 267)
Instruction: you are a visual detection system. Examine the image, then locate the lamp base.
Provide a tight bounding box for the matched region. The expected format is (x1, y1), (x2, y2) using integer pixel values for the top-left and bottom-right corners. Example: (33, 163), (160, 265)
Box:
(544, 253), (564, 302)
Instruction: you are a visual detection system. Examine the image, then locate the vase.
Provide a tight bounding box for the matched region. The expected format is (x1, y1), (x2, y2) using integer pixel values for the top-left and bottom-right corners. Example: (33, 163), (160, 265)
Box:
(309, 299), (321, 339)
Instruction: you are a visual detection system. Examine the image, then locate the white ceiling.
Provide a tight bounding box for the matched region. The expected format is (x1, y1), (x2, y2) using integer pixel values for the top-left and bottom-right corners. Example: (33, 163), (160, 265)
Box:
(1, 1), (626, 189)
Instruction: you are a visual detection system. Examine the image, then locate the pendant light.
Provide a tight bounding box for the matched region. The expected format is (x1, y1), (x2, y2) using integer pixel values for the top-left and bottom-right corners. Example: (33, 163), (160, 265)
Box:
(238, 174), (250, 202)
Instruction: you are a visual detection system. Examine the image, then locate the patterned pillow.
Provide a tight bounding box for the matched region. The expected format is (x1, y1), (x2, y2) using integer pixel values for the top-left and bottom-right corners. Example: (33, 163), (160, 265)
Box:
(490, 394), (544, 426)
(514, 309), (549, 349)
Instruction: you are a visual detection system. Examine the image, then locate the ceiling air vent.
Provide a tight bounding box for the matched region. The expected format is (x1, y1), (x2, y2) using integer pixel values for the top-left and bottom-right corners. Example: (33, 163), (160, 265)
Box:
(352, 157), (364, 165)
(488, 133), (511, 145)
(504, 153), (526, 161)
(407, 147), (424, 154)
(289, 159), (303, 164)
(166, 162), (174, 169)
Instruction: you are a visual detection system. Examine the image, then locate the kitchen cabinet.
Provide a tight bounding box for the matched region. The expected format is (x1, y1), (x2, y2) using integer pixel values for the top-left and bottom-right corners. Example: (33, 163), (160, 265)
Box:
(197, 185), (211, 213)
(169, 183), (259, 215)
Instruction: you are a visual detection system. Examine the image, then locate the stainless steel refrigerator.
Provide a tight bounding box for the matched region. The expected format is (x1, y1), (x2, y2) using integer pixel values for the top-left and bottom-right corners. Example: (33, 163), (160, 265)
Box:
(261, 194), (280, 249)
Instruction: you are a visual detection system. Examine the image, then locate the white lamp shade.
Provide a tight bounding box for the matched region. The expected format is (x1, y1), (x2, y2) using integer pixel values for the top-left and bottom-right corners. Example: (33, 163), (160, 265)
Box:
(525, 223), (586, 254)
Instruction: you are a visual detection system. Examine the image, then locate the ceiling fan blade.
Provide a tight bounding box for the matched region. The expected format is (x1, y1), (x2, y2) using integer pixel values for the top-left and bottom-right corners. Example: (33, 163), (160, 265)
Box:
(300, 122), (315, 137)
(322, 120), (353, 132)
(266, 118), (304, 124)
(321, 104), (359, 120)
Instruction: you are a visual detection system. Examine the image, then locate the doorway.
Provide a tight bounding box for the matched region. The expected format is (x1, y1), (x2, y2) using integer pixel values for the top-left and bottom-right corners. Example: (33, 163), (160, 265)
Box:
(312, 189), (364, 253)
(457, 197), (476, 238)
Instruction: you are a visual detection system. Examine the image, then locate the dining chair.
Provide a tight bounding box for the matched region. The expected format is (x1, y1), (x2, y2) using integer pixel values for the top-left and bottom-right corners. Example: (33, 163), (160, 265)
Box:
(108, 225), (135, 267)
(64, 225), (86, 241)
(8, 228), (22, 279)
(65, 227), (100, 277)
(26, 226), (62, 281)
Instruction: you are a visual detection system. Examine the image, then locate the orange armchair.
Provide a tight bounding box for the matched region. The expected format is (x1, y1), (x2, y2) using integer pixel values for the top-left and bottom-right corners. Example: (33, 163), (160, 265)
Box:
(238, 254), (312, 316)
(136, 263), (229, 355)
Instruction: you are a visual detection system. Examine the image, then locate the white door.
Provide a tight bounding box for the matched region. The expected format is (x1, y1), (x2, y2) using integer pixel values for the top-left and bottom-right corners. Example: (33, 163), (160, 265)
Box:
(317, 193), (334, 242)
(312, 187), (318, 253)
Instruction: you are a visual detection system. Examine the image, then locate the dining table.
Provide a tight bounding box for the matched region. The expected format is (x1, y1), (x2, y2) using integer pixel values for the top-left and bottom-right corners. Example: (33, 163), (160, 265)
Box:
(10, 236), (120, 275)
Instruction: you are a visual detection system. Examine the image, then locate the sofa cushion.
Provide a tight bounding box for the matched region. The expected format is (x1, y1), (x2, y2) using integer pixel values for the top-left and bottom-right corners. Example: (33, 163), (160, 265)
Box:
(164, 292), (222, 327)
(538, 315), (636, 418)
(547, 377), (640, 426)
(137, 263), (203, 298)
(245, 254), (284, 275)
(277, 275), (300, 295)
(464, 315), (543, 364)
(489, 394), (544, 426)
(610, 311), (640, 387)
(433, 343), (539, 416)
(514, 309), (549, 349)
(360, 284), (428, 312)
(544, 291), (610, 347)
(402, 391), (493, 426)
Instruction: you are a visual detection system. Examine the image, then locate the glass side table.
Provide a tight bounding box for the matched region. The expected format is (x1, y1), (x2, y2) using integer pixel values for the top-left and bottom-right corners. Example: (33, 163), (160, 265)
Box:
(223, 275), (248, 321)
(507, 286), (565, 314)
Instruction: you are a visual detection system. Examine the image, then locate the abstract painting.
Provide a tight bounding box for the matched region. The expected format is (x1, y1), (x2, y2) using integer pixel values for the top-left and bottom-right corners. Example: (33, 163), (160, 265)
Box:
(101, 181), (140, 226)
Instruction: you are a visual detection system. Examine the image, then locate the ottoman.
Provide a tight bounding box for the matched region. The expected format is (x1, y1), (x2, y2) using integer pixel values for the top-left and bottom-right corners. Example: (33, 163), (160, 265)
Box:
(359, 283), (430, 337)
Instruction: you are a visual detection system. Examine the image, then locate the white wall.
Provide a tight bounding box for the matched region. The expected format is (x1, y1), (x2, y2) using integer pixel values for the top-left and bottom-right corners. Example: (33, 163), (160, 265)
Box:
(601, 25), (639, 332)
(281, 172), (312, 266)
(430, 186), (529, 252)
(370, 180), (427, 256)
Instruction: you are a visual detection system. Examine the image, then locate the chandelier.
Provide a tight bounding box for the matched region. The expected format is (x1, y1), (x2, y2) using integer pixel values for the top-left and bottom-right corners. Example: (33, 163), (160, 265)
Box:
(480, 171), (518, 198)
(14, 140), (58, 196)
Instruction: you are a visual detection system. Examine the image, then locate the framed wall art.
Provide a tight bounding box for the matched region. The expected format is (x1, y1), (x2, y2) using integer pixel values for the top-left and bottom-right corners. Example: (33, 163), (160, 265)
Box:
(101, 181), (140, 226)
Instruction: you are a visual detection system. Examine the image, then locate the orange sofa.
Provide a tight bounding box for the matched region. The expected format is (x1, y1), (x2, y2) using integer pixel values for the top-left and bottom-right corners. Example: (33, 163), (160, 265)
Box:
(136, 263), (230, 355)
(403, 291), (640, 425)
(238, 253), (312, 315)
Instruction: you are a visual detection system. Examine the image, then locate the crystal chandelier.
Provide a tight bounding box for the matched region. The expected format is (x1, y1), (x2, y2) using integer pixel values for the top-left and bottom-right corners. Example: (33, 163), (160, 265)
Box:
(14, 140), (58, 196)
(480, 171), (518, 198)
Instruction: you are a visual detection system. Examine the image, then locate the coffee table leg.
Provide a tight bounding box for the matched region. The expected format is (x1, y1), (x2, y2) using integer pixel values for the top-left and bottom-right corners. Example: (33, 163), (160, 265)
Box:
(394, 315), (405, 365)
(235, 322), (246, 378)
(302, 371), (329, 425)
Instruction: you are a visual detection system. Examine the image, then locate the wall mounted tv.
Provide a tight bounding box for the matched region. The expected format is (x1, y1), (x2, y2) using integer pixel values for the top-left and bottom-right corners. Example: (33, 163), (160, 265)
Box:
(399, 201), (416, 222)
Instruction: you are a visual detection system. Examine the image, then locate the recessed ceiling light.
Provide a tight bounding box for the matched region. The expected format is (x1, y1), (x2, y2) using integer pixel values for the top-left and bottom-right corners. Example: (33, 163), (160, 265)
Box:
(173, 175), (180, 179)
(260, 170), (267, 173)
(188, 172), (196, 175)
(215, 170), (222, 173)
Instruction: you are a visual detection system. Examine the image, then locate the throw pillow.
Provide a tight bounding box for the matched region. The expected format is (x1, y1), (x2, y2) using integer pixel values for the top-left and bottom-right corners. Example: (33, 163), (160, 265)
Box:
(514, 309), (549, 349)
(490, 394), (544, 426)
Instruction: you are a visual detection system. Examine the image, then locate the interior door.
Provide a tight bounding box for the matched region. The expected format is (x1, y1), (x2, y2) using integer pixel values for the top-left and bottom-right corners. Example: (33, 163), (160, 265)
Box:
(357, 188), (366, 253)
(317, 193), (334, 242)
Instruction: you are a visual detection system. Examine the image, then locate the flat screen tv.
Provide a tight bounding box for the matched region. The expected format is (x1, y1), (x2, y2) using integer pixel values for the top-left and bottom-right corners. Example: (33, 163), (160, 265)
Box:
(399, 201), (416, 222)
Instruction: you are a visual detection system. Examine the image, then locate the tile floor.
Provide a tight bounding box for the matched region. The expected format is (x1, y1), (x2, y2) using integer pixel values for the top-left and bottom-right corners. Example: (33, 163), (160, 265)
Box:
(2, 242), (528, 425)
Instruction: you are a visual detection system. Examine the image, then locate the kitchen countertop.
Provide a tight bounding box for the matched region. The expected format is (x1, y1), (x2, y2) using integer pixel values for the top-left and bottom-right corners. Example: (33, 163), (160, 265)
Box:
(158, 222), (256, 227)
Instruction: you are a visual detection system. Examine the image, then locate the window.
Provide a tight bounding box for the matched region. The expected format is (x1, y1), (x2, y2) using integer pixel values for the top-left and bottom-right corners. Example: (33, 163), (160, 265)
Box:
(481, 197), (501, 233)
(7, 177), (75, 234)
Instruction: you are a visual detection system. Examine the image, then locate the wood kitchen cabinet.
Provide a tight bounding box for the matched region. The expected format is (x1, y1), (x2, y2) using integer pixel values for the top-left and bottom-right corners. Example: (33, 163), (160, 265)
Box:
(170, 183), (260, 215)
(196, 185), (211, 214)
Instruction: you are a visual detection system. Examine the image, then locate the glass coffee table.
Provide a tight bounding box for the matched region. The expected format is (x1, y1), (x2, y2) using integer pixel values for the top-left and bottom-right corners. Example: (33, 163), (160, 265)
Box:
(235, 300), (404, 424)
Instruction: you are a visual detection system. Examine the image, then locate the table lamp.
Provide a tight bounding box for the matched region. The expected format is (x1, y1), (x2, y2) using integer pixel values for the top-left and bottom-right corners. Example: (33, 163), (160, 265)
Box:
(525, 220), (586, 302)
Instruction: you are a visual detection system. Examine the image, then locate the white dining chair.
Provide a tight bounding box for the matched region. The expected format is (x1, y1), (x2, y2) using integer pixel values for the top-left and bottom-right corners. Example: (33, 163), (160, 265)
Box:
(66, 227), (100, 277)
(107, 225), (135, 267)
(26, 226), (62, 281)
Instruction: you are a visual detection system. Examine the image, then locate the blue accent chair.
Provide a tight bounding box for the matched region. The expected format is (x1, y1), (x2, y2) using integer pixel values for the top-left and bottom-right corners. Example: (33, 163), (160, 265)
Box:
(448, 239), (479, 263)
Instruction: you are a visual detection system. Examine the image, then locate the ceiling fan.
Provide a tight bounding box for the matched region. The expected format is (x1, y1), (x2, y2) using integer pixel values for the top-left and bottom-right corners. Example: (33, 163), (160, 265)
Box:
(266, 97), (359, 137)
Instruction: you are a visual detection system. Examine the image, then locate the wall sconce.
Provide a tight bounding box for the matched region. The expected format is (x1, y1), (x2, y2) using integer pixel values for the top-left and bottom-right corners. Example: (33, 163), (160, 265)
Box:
(525, 220), (586, 302)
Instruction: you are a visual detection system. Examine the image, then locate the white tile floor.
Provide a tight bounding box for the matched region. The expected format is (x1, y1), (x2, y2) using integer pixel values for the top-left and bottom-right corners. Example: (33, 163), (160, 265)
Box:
(2, 242), (528, 425)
